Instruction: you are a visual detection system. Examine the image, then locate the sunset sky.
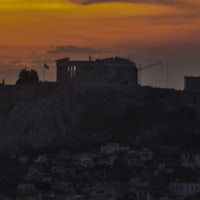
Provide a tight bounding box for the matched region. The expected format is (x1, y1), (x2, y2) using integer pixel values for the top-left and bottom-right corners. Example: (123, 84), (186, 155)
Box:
(0, 0), (200, 88)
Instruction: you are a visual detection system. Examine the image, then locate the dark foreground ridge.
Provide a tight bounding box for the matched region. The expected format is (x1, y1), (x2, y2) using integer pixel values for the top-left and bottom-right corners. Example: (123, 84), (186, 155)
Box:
(0, 83), (200, 200)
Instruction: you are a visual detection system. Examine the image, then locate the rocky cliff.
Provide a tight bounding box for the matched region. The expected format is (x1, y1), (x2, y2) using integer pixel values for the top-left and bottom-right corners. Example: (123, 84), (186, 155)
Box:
(0, 84), (197, 153)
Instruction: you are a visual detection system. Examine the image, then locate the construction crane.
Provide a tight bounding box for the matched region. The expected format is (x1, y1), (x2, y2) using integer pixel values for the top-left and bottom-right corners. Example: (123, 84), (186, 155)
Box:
(137, 61), (163, 85)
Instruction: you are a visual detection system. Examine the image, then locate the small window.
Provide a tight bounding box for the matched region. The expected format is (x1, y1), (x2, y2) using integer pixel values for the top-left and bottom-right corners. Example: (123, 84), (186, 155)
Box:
(68, 66), (70, 72)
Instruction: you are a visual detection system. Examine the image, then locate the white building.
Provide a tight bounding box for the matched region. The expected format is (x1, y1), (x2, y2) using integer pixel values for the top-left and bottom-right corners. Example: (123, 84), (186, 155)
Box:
(101, 143), (129, 154)
(194, 153), (200, 167)
(95, 153), (117, 166)
(34, 155), (48, 165)
(158, 163), (175, 173)
(139, 148), (153, 162)
(125, 151), (141, 168)
(73, 153), (94, 168)
(180, 153), (195, 168)
(169, 182), (200, 197)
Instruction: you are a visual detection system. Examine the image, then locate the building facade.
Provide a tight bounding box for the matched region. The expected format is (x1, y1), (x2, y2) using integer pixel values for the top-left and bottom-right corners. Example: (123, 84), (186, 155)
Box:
(169, 182), (200, 197)
(56, 57), (138, 86)
(184, 76), (200, 91)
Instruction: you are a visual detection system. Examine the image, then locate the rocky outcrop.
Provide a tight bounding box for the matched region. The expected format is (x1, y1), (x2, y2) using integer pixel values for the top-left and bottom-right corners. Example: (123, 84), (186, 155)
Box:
(0, 84), (197, 153)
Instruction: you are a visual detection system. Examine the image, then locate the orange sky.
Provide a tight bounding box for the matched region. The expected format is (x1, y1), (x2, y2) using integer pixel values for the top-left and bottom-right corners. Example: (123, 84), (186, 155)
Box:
(0, 0), (199, 46)
(0, 0), (200, 88)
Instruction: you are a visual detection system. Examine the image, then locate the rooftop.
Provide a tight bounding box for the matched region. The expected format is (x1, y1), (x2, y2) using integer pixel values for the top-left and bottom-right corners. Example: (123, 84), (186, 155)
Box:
(55, 57), (134, 64)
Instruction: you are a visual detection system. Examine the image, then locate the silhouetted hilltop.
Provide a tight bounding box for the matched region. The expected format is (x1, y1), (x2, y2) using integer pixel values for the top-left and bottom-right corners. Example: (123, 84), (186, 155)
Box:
(0, 84), (198, 153)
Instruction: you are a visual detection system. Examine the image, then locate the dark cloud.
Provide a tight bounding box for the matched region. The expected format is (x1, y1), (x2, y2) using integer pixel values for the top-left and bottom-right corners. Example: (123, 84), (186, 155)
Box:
(47, 45), (103, 54)
(68, 0), (188, 6)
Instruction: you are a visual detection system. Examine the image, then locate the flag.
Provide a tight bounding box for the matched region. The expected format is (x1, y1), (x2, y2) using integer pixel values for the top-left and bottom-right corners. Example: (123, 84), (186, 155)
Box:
(44, 62), (49, 70)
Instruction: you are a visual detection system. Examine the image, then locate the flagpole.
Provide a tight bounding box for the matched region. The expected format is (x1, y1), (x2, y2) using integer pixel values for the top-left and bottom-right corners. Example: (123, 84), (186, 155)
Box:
(43, 62), (50, 82)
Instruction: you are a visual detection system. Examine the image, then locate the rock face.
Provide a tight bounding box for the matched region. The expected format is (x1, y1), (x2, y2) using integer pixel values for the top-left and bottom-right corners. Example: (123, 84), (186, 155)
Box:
(0, 93), (68, 152)
(0, 84), (197, 153)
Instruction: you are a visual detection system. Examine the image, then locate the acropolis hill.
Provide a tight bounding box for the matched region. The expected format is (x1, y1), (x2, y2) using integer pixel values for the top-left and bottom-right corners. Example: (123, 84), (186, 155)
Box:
(0, 57), (198, 152)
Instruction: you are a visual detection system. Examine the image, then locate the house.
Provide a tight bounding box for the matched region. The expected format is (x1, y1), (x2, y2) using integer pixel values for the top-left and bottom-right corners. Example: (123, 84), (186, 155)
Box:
(51, 181), (75, 194)
(125, 150), (141, 168)
(93, 169), (107, 180)
(130, 177), (151, 200)
(72, 153), (94, 168)
(17, 183), (37, 197)
(169, 182), (200, 197)
(134, 188), (151, 200)
(95, 153), (117, 166)
(71, 168), (91, 181)
(158, 163), (175, 173)
(34, 155), (48, 165)
(193, 153), (200, 168)
(180, 153), (195, 168)
(184, 76), (200, 91)
(90, 182), (118, 200)
(139, 148), (153, 162)
(101, 143), (129, 155)
(90, 189), (117, 200)
(180, 152), (200, 169)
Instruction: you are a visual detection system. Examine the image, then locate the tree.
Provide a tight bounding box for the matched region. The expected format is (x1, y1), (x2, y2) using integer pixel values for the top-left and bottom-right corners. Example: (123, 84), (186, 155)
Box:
(16, 69), (39, 85)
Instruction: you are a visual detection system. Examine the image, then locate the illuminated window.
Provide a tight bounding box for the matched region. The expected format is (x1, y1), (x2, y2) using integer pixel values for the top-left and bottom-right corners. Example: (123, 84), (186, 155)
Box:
(67, 66), (70, 72)
(72, 65), (77, 78)
(68, 65), (77, 78)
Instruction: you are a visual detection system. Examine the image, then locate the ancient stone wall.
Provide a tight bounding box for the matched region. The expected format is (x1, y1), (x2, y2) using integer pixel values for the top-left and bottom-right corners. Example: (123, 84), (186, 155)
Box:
(56, 58), (138, 86)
